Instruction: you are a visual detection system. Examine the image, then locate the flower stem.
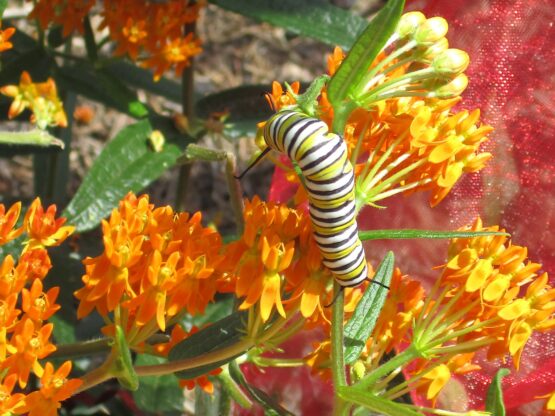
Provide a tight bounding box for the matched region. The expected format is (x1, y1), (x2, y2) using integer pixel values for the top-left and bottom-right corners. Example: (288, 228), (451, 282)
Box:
(218, 364), (253, 410)
(49, 338), (111, 359)
(252, 357), (305, 367)
(356, 345), (419, 390)
(135, 338), (254, 377)
(331, 282), (349, 416)
(331, 282), (347, 388)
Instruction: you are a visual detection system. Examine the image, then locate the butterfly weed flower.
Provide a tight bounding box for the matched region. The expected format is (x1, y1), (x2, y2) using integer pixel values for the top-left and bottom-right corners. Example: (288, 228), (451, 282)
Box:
(0, 72), (68, 129)
(0, 201), (23, 246)
(0, 20), (15, 53)
(21, 361), (83, 416)
(344, 218), (553, 412)
(75, 193), (224, 347)
(23, 198), (75, 251)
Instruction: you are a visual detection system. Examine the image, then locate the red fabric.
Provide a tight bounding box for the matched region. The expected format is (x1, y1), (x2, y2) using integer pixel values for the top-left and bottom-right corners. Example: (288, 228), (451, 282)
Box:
(261, 0), (555, 414)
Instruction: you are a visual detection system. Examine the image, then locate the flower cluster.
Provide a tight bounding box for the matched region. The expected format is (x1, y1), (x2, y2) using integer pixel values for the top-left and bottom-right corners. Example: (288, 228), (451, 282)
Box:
(27, 0), (203, 80)
(0, 71), (67, 129)
(75, 193), (224, 341)
(304, 218), (554, 408)
(268, 12), (492, 209)
(0, 199), (81, 415)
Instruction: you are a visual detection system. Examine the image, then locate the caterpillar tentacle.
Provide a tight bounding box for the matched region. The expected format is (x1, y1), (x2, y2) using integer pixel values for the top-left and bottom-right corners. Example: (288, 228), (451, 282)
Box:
(263, 110), (368, 288)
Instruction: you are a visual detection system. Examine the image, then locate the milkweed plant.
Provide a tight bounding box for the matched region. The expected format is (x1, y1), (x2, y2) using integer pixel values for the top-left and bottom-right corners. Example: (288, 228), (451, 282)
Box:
(0, 0), (553, 415)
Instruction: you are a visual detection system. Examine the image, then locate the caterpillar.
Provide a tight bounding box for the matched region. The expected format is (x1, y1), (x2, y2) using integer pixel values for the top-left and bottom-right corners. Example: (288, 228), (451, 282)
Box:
(241, 110), (368, 287)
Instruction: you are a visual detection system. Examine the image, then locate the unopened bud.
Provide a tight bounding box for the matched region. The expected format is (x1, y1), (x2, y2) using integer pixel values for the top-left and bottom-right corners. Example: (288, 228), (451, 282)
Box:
(397, 12), (426, 38)
(420, 37), (449, 63)
(435, 73), (469, 97)
(414, 17), (448, 45)
(352, 361), (367, 382)
(432, 49), (470, 76)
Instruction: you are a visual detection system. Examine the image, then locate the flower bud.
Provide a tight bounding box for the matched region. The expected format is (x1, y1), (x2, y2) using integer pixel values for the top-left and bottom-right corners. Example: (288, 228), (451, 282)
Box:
(419, 37), (449, 63)
(435, 73), (469, 97)
(352, 360), (367, 382)
(432, 49), (470, 76)
(414, 17), (448, 45)
(397, 12), (426, 38)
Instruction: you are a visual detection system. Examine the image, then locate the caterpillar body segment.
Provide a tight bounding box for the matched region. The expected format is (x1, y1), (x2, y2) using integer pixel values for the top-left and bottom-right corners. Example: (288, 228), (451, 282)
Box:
(262, 110), (368, 287)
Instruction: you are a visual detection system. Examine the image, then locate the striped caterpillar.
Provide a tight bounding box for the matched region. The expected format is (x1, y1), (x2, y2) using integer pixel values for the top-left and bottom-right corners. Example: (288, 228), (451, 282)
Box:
(240, 110), (368, 287)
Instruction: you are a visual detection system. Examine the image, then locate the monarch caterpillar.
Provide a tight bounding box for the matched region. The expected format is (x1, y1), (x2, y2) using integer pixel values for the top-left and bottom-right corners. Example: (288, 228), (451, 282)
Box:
(239, 110), (369, 288)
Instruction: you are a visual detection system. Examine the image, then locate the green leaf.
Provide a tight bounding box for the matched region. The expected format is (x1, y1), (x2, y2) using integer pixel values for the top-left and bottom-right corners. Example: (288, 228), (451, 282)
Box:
(0, 0), (8, 17)
(56, 63), (148, 118)
(104, 61), (182, 104)
(327, 0), (404, 107)
(63, 119), (185, 232)
(133, 354), (184, 413)
(228, 361), (293, 416)
(50, 314), (77, 345)
(295, 75), (330, 116)
(196, 84), (272, 122)
(208, 0), (367, 50)
(169, 312), (248, 379)
(113, 325), (139, 391)
(83, 16), (98, 62)
(485, 368), (510, 416)
(358, 229), (510, 241)
(344, 252), (394, 364)
(338, 386), (424, 416)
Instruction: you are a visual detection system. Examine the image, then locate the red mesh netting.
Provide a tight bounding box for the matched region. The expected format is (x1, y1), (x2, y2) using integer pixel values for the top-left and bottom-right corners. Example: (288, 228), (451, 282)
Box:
(245, 0), (555, 414)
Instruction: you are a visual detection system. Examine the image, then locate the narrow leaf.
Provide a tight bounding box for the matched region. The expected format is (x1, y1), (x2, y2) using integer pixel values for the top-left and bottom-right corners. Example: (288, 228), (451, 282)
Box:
(338, 386), (424, 416)
(229, 361), (294, 416)
(63, 119), (184, 232)
(104, 61), (182, 103)
(169, 312), (248, 379)
(485, 368), (510, 416)
(344, 252), (394, 364)
(0, 129), (64, 149)
(133, 354), (184, 413)
(0, 0), (8, 17)
(56, 63), (148, 118)
(327, 0), (404, 106)
(196, 84), (272, 122)
(208, 0), (367, 50)
(359, 229), (510, 241)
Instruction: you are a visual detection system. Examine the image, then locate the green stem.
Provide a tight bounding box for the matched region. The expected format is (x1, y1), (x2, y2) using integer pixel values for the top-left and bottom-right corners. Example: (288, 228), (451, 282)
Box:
(225, 152), (245, 235)
(356, 345), (420, 390)
(356, 40), (417, 95)
(135, 337), (254, 377)
(76, 351), (117, 393)
(331, 282), (347, 388)
(218, 364), (253, 410)
(252, 357), (305, 368)
(49, 338), (111, 359)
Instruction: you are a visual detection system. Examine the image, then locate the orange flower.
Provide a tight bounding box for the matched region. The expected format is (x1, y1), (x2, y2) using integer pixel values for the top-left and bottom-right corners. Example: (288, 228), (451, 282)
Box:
(0, 21), (15, 53)
(1, 72), (67, 128)
(29, 0), (94, 36)
(143, 34), (202, 81)
(22, 361), (82, 416)
(0, 374), (26, 414)
(23, 198), (74, 251)
(21, 278), (60, 323)
(2, 318), (56, 387)
(224, 197), (307, 322)
(0, 201), (23, 245)
(75, 193), (224, 345)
